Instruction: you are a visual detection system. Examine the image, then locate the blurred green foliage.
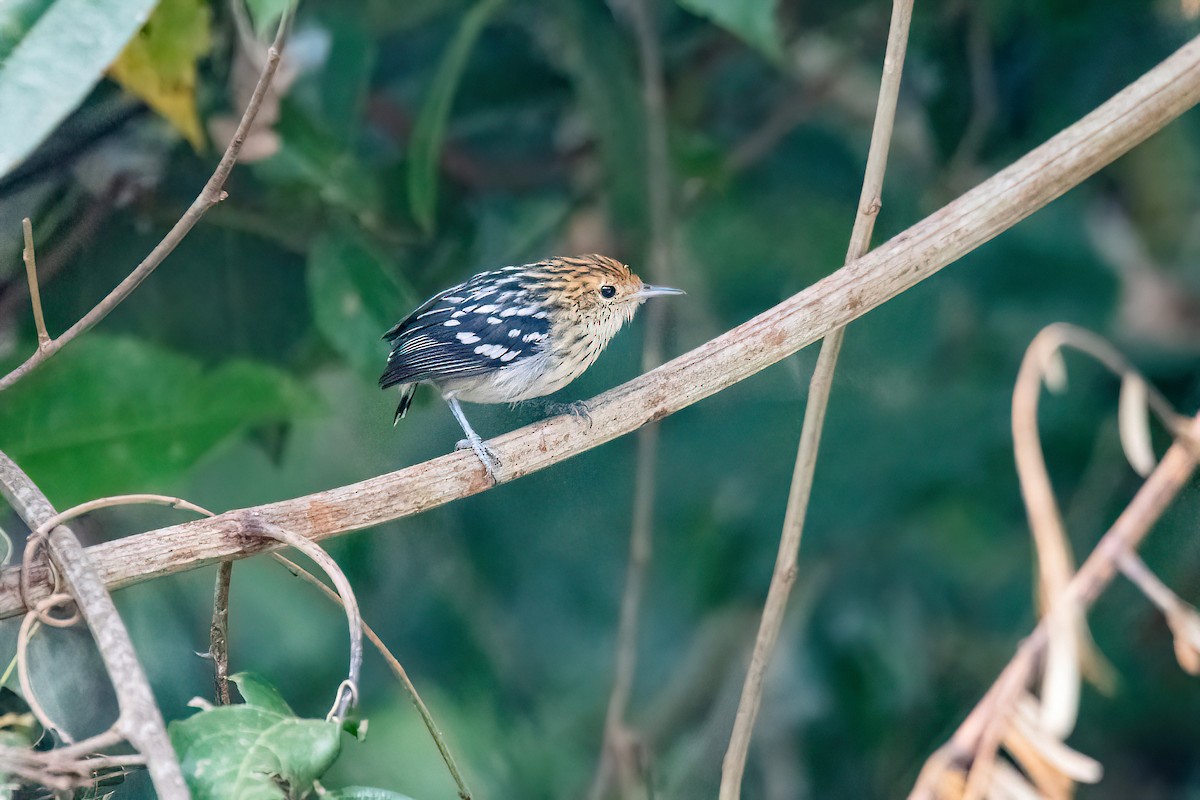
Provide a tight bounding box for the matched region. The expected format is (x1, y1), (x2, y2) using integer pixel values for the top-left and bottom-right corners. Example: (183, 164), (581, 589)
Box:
(1, 0), (1200, 798)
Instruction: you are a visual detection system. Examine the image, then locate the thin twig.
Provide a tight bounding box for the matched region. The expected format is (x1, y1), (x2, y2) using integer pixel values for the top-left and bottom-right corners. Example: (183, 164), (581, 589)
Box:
(0, 10), (293, 393)
(719, 2), (914, 796)
(242, 516), (362, 722)
(0, 740), (141, 792)
(910, 410), (1200, 799)
(590, 0), (675, 796)
(21, 218), (49, 348)
(211, 561), (233, 705)
(0, 179), (122, 326)
(49, 728), (126, 761)
(272, 554), (473, 800)
(16, 596), (73, 742)
(0, 454), (188, 798)
(4, 32), (1200, 619)
(1118, 550), (1182, 614)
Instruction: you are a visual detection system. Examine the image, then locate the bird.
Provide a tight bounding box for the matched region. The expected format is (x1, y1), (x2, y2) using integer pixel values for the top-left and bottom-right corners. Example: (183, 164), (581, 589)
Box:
(379, 254), (684, 481)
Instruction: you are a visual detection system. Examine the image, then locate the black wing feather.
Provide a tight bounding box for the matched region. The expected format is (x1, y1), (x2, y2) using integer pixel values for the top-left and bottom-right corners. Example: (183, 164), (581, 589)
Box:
(379, 271), (551, 390)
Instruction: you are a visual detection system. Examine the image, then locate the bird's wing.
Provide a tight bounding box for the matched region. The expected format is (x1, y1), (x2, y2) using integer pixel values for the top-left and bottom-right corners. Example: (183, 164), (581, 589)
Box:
(379, 277), (552, 389)
(381, 281), (467, 342)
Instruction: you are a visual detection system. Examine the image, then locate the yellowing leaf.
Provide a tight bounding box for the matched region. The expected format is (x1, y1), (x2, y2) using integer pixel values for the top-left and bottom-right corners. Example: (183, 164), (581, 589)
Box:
(109, 0), (211, 149)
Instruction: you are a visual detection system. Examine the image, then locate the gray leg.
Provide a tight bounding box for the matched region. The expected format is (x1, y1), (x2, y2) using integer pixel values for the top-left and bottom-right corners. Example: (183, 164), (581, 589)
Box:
(444, 394), (500, 480)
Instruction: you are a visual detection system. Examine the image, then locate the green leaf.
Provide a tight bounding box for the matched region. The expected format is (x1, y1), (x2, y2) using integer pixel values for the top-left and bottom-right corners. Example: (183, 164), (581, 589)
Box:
(108, 0), (212, 149)
(0, 336), (313, 506)
(230, 673), (294, 716)
(325, 789), (416, 800)
(676, 0), (781, 60)
(308, 230), (411, 379)
(245, 0), (296, 37)
(406, 0), (503, 233)
(340, 712), (367, 741)
(0, 0), (162, 177)
(170, 705), (341, 800)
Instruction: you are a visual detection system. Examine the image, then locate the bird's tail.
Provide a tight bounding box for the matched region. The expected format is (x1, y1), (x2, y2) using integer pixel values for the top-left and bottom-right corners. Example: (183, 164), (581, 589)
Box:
(393, 384), (417, 425)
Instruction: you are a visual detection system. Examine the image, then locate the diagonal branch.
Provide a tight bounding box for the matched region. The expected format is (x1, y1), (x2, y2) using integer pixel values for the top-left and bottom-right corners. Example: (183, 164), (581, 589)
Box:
(3, 31), (1200, 619)
(0, 452), (187, 799)
(0, 11), (292, 393)
(719, 2), (914, 796)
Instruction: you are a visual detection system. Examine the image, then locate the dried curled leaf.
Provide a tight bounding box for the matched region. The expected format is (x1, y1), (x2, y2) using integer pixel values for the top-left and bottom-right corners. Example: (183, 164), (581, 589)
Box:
(1011, 693), (1103, 787)
(989, 760), (1044, 800)
(1165, 602), (1200, 675)
(1040, 347), (1069, 394)
(907, 745), (967, 800)
(1119, 373), (1157, 477)
(1038, 600), (1082, 739)
(1118, 551), (1200, 676)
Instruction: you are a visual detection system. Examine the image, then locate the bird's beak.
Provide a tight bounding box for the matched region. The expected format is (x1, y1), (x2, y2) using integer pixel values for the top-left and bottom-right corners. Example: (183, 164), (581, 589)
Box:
(633, 284), (685, 300)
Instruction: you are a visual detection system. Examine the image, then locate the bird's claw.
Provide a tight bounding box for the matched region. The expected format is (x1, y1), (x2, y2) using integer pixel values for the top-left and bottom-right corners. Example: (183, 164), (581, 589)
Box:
(455, 436), (501, 482)
(546, 400), (592, 428)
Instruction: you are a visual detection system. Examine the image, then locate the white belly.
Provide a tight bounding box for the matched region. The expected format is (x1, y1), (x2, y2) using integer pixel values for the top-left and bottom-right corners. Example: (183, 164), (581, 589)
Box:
(439, 340), (605, 404)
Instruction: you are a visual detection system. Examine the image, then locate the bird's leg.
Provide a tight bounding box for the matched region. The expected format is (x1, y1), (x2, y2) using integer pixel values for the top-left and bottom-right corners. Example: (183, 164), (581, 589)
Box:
(539, 399), (593, 428)
(444, 394), (501, 481)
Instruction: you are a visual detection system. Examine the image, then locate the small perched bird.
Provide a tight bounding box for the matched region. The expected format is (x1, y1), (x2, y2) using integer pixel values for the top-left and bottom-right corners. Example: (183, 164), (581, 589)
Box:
(379, 254), (683, 480)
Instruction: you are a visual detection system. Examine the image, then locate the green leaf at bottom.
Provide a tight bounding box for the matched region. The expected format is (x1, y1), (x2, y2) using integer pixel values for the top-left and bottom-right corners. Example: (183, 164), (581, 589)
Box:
(326, 789), (417, 800)
(170, 705), (341, 800)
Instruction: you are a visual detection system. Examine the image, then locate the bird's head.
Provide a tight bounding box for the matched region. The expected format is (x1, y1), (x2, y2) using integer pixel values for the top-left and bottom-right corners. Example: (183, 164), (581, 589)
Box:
(535, 254), (684, 329)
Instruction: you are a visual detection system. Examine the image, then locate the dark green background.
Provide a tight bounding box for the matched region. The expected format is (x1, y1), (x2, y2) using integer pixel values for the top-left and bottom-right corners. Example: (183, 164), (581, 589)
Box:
(1, 0), (1200, 797)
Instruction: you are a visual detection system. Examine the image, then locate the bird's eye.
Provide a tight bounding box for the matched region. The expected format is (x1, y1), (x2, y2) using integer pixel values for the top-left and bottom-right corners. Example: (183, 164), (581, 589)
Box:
(600, 285), (617, 299)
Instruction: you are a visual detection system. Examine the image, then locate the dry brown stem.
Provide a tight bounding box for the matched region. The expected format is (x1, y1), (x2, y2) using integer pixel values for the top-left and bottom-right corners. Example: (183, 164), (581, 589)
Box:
(999, 323), (1178, 782)
(273, 553), (473, 800)
(244, 517), (362, 721)
(0, 729), (140, 793)
(210, 560), (233, 705)
(910, 392), (1200, 798)
(719, 2), (913, 796)
(1118, 550), (1200, 676)
(2, 32), (1200, 622)
(0, 454), (188, 798)
(20, 218), (48, 348)
(0, 11), (292, 393)
(16, 594), (76, 741)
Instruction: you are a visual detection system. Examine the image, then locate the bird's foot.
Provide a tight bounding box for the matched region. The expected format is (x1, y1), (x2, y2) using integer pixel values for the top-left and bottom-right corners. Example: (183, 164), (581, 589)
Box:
(455, 436), (501, 482)
(545, 400), (592, 428)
